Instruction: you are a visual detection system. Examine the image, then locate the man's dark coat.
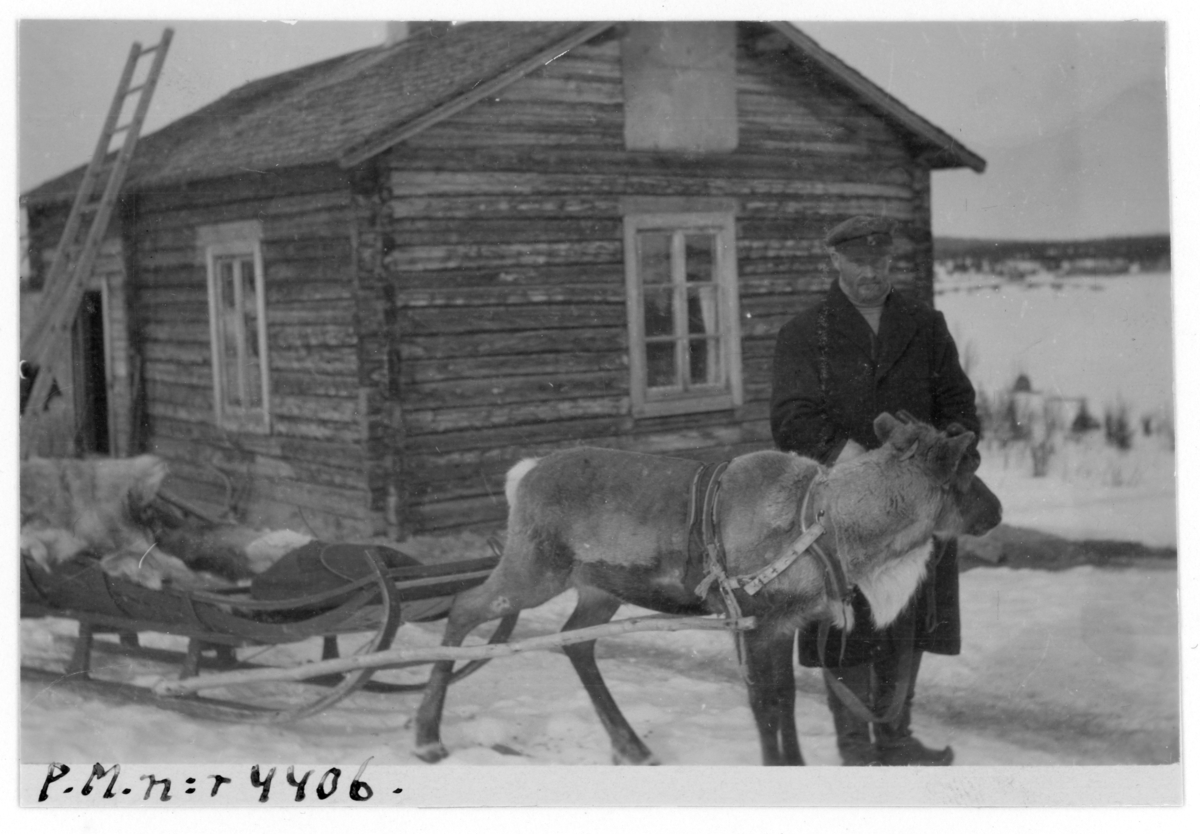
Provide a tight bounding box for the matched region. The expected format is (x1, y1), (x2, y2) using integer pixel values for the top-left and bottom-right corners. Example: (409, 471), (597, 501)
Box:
(771, 280), (979, 668)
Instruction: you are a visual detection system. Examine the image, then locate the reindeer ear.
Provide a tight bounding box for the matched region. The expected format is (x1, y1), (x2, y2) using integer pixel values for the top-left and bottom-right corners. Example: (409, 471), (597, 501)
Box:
(873, 412), (901, 443)
(934, 432), (976, 484)
(952, 432), (981, 491)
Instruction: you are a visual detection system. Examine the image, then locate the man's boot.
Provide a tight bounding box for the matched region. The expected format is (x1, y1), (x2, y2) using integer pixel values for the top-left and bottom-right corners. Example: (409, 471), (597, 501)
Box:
(873, 649), (954, 766)
(824, 664), (880, 766)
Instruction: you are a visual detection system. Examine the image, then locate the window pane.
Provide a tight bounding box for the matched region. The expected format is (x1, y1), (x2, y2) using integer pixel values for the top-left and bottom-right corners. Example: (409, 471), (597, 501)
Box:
(240, 258), (262, 408)
(218, 259), (241, 407)
(689, 338), (722, 386)
(687, 286), (718, 336)
(685, 233), (715, 283)
(643, 286), (675, 338)
(638, 232), (672, 284)
(646, 341), (678, 389)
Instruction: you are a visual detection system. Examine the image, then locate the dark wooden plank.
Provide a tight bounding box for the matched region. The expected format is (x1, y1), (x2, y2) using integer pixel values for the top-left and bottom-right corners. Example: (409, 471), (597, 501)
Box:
(385, 240), (621, 272)
(401, 350), (627, 384)
(396, 284), (624, 308)
(405, 369), (627, 410)
(399, 327), (626, 360)
(395, 303), (624, 335)
(404, 396), (627, 435)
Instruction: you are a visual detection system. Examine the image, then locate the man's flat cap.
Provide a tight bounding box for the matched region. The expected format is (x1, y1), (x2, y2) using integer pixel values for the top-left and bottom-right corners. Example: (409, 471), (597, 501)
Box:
(824, 215), (896, 250)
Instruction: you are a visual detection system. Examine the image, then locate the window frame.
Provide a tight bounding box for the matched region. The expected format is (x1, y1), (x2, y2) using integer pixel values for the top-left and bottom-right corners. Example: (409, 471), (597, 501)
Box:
(622, 199), (743, 418)
(199, 221), (270, 433)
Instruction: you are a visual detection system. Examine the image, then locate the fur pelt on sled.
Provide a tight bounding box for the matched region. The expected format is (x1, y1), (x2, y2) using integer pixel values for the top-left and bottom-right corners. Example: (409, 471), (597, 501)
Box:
(20, 455), (310, 591)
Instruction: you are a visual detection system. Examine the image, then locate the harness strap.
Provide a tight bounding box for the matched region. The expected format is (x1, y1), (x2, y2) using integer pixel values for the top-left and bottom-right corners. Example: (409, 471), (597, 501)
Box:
(688, 461), (748, 675)
(739, 522), (825, 596)
(817, 609), (916, 726)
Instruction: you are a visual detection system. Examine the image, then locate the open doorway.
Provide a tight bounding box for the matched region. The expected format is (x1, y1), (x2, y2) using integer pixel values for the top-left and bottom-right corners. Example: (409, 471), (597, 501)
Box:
(73, 289), (110, 454)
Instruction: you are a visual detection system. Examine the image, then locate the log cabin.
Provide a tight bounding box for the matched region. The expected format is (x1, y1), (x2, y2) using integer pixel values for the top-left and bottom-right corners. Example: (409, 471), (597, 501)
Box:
(21, 21), (985, 538)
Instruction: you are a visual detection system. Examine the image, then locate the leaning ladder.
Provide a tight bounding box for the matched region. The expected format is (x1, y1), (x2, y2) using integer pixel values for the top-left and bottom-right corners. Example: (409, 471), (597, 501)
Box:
(20, 28), (173, 451)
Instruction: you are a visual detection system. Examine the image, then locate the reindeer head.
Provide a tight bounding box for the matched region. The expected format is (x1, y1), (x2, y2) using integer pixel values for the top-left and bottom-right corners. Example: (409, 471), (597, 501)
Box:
(872, 412), (1001, 537)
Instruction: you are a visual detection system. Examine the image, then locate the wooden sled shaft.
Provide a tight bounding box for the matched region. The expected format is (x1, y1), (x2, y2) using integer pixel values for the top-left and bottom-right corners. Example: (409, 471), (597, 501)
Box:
(154, 614), (757, 697)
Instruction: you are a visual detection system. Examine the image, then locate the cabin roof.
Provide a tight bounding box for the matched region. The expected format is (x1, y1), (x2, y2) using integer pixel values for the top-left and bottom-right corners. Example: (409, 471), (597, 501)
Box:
(23, 21), (985, 207)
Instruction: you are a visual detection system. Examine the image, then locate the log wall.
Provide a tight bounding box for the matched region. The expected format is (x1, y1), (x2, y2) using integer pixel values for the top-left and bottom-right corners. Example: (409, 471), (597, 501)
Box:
(23, 24), (942, 539)
(126, 166), (379, 539)
(378, 27), (936, 532)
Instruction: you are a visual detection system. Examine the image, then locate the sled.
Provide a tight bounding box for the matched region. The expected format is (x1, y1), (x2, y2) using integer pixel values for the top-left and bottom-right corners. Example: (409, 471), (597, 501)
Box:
(19, 544), (517, 723)
(21, 543), (756, 724)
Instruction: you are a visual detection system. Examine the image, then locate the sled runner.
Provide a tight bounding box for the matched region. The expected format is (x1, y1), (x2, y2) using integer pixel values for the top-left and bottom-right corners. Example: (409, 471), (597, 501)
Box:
(20, 542), (517, 723)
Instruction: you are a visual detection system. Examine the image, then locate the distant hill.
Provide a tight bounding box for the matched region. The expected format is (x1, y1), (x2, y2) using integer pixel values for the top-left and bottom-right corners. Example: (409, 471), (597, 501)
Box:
(934, 234), (1171, 273)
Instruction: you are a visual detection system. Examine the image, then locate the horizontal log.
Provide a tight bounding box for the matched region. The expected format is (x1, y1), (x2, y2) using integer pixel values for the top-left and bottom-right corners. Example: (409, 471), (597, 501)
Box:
(397, 284), (624, 308)
(402, 350), (626, 384)
(133, 164), (353, 211)
(268, 414), (361, 443)
(386, 263), (623, 290)
(271, 347), (358, 376)
(144, 404), (368, 447)
(395, 302), (624, 335)
(148, 416), (366, 469)
(131, 211), (351, 252)
(406, 127), (623, 150)
(404, 396), (627, 435)
(388, 194), (623, 220)
(404, 492), (508, 531)
(384, 240), (621, 272)
(494, 75), (623, 105)
(401, 413), (630, 455)
(405, 369), (627, 411)
(406, 439), (775, 505)
(163, 456), (371, 520)
(268, 324), (357, 349)
(387, 151), (919, 189)
(150, 436), (365, 488)
(387, 216), (621, 246)
(145, 378), (361, 425)
(154, 615), (757, 696)
(141, 322), (210, 344)
(406, 329), (627, 364)
(402, 421), (773, 495)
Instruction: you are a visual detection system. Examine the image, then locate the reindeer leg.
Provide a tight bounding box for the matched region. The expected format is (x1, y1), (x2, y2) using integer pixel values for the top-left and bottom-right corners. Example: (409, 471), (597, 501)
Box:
(413, 553), (569, 763)
(744, 628), (804, 765)
(772, 634), (804, 766)
(560, 587), (658, 765)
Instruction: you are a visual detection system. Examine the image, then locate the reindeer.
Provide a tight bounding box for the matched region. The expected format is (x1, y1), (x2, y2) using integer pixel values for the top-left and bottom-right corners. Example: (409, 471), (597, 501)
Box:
(414, 413), (1001, 766)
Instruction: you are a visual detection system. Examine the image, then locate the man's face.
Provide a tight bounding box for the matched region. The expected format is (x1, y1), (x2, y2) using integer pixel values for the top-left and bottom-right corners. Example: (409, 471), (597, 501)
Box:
(831, 247), (893, 305)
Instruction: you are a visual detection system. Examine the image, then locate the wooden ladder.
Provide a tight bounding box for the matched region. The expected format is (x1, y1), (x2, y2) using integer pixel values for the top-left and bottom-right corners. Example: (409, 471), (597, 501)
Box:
(20, 28), (173, 452)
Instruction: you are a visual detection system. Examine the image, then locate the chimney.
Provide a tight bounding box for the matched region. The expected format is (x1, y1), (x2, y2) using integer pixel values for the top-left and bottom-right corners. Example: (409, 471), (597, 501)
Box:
(384, 22), (453, 46)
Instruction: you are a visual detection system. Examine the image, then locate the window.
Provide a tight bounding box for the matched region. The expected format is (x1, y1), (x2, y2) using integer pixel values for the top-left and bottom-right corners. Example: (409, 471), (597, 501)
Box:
(199, 221), (270, 432)
(622, 199), (743, 417)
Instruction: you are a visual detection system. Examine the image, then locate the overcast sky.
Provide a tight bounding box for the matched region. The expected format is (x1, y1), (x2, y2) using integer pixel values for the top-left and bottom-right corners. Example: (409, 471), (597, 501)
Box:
(10, 11), (1179, 240)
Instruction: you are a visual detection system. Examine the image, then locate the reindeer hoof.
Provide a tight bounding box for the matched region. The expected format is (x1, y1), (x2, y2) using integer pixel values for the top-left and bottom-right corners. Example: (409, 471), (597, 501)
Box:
(612, 749), (660, 766)
(414, 742), (450, 764)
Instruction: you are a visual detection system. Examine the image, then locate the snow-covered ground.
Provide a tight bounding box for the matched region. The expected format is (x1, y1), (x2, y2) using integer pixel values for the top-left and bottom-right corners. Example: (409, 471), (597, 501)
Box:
(19, 270), (1182, 807)
(20, 558), (1178, 769)
(21, 431), (1180, 772)
(936, 271), (1174, 420)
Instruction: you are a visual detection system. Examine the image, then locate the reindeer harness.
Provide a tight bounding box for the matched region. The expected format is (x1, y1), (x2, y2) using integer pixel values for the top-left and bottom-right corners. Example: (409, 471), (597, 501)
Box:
(686, 461), (912, 720)
(687, 461), (853, 674)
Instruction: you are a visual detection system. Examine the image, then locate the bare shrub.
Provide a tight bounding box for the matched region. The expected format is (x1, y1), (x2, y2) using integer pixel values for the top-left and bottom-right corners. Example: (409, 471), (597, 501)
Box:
(1104, 402), (1134, 451)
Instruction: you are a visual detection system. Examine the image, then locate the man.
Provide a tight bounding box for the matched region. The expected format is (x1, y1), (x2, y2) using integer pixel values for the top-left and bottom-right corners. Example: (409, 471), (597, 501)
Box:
(770, 215), (979, 766)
